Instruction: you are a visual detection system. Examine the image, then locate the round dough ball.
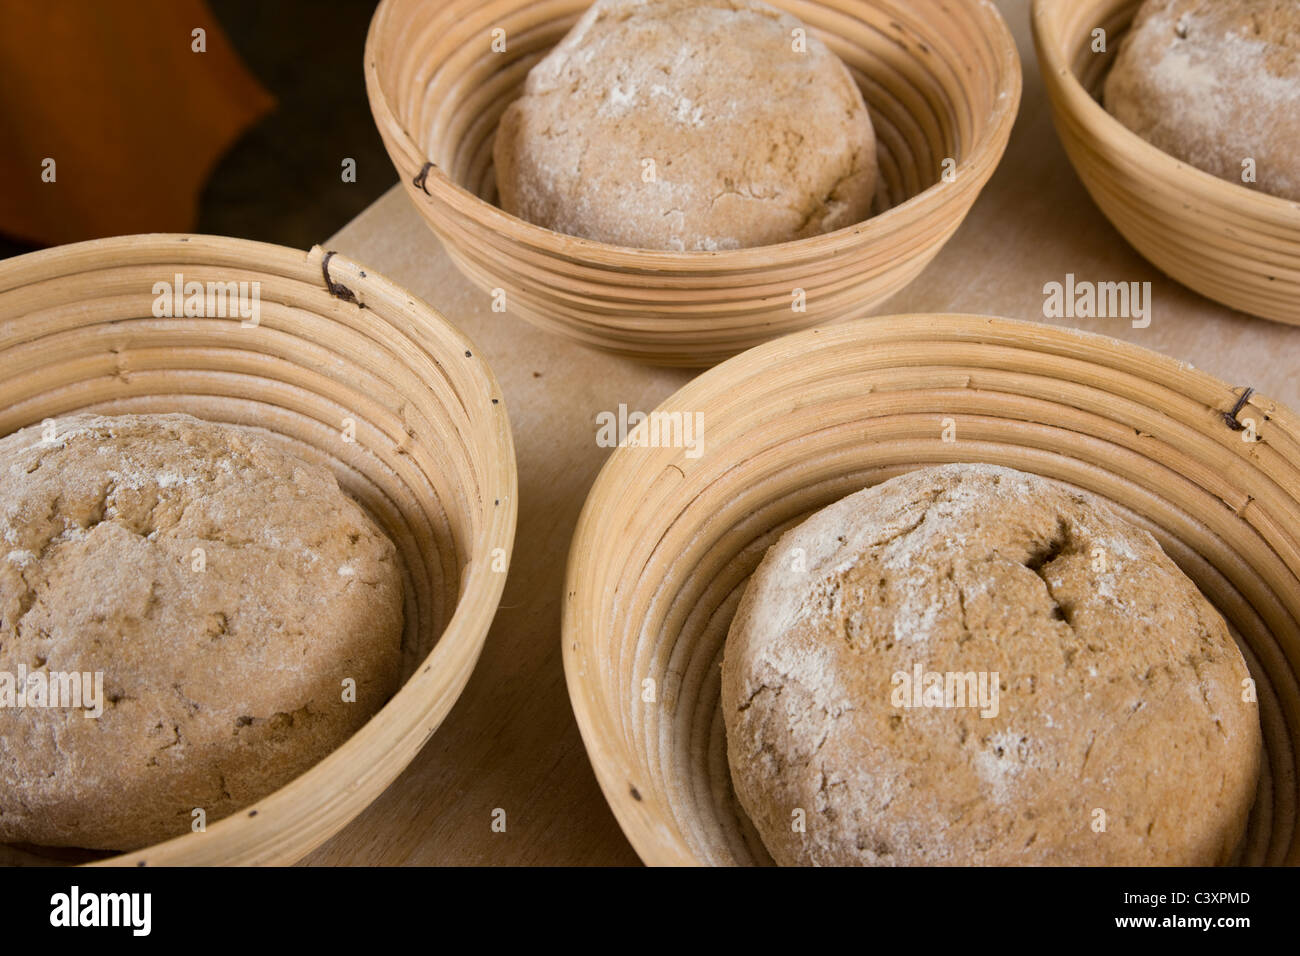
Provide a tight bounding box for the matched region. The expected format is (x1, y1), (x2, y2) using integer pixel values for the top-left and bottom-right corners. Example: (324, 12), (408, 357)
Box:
(0, 414), (404, 850)
(1104, 0), (1300, 201)
(722, 464), (1261, 866)
(493, 0), (878, 251)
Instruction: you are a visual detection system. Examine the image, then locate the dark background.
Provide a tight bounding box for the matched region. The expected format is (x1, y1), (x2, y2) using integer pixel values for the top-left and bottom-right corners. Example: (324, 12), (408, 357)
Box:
(0, 0), (394, 260)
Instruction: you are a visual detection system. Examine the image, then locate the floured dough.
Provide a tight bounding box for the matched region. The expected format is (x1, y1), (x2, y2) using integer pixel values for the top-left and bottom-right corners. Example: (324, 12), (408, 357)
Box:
(1105, 0), (1300, 201)
(493, 0), (878, 250)
(0, 414), (404, 850)
(722, 463), (1261, 865)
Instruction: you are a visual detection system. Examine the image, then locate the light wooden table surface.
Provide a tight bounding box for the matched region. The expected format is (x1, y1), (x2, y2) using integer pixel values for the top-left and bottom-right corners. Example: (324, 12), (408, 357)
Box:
(303, 0), (1300, 865)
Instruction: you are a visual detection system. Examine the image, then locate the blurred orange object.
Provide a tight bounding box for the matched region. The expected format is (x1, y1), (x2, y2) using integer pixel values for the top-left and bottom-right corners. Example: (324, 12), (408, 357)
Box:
(0, 0), (274, 245)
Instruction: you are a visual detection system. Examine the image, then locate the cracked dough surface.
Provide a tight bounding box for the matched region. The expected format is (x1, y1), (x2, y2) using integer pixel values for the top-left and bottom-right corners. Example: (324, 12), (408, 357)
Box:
(0, 414), (403, 850)
(1104, 0), (1300, 201)
(722, 463), (1261, 865)
(492, 0), (878, 251)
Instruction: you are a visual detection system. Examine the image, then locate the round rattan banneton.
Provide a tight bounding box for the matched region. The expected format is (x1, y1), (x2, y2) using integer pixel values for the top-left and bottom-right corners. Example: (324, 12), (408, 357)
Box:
(1033, 0), (1300, 327)
(0, 234), (517, 866)
(366, 0), (1022, 366)
(564, 313), (1300, 866)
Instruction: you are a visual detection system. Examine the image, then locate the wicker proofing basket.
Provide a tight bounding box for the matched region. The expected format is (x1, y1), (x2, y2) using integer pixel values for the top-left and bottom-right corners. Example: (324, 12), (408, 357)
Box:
(563, 313), (1300, 865)
(0, 235), (517, 866)
(365, 0), (1022, 367)
(1032, 0), (1300, 326)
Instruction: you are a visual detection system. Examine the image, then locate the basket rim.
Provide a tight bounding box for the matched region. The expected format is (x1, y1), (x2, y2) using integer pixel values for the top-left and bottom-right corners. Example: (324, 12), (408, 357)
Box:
(562, 311), (1300, 866)
(0, 233), (519, 866)
(1030, 0), (1300, 223)
(364, 0), (1024, 271)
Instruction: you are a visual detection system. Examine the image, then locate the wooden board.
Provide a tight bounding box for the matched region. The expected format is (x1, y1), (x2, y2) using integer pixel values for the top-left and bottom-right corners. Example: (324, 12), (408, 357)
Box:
(303, 0), (1300, 866)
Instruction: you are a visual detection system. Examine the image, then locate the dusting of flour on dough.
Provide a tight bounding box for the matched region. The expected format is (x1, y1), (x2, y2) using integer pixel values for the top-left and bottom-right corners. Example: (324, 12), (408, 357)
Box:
(722, 463), (1261, 866)
(1105, 0), (1300, 200)
(493, 0), (878, 250)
